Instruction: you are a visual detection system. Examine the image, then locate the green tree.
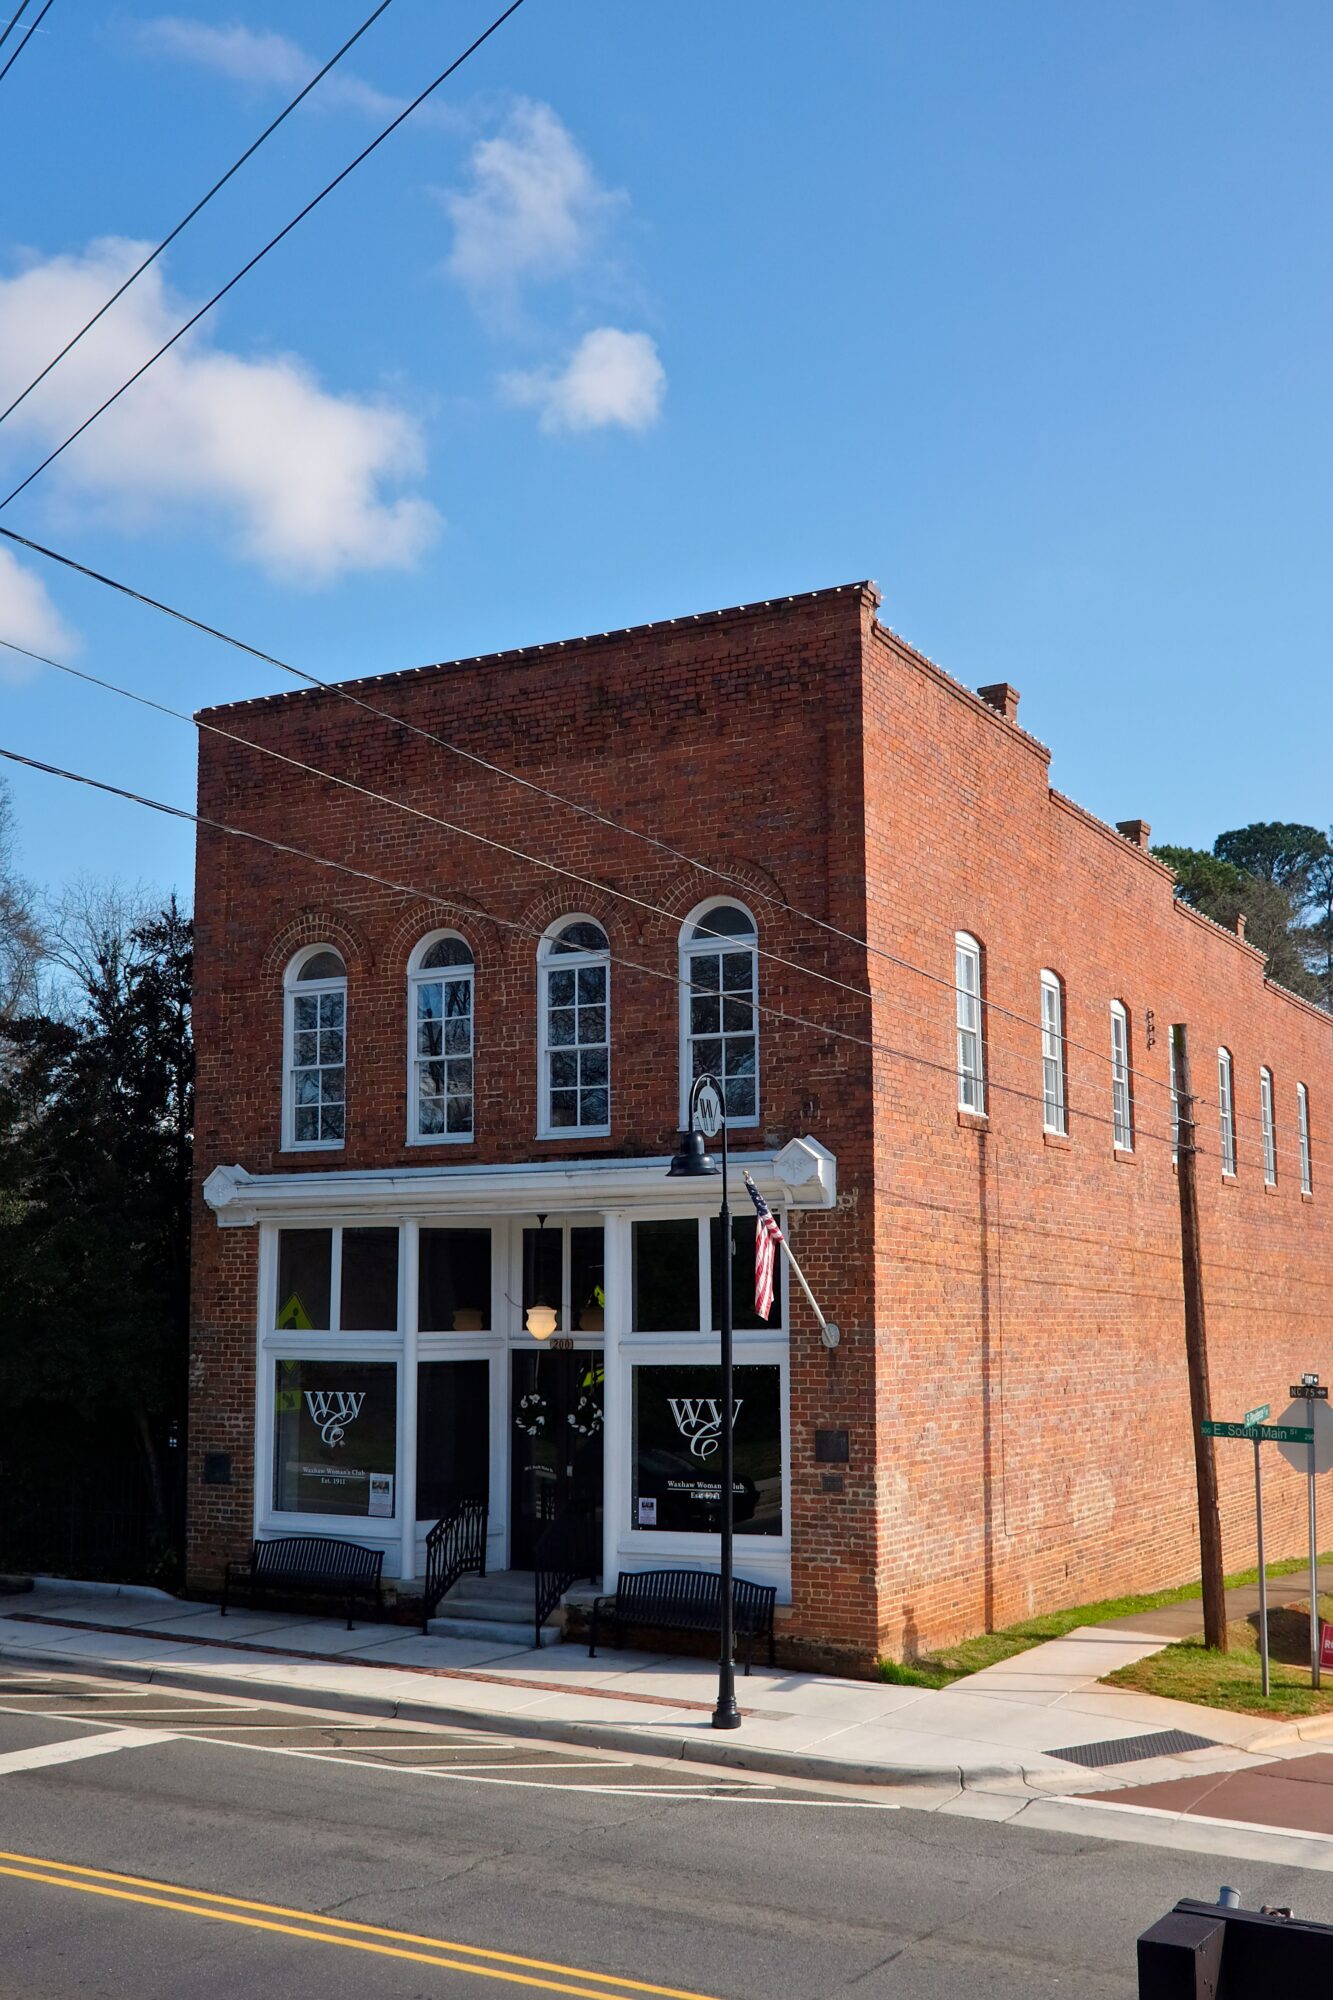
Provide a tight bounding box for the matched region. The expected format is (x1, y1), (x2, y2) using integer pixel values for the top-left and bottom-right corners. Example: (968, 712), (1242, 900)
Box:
(1152, 842), (1324, 1003)
(1213, 821), (1329, 892)
(0, 897), (193, 1536)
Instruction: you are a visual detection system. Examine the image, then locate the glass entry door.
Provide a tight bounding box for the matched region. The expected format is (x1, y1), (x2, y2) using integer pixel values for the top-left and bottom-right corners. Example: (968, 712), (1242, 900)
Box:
(510, 1348), (603, 1568)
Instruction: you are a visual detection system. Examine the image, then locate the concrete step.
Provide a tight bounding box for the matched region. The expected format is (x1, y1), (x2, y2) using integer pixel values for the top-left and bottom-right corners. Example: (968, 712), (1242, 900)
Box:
(425, 1613), (561, 1647)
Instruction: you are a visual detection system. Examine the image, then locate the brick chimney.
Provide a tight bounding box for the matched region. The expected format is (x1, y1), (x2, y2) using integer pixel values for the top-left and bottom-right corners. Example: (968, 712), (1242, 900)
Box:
(1116, 819), (1152, 850)
(977, 682), (1020, 722)
(1236, 913), (1247, 941)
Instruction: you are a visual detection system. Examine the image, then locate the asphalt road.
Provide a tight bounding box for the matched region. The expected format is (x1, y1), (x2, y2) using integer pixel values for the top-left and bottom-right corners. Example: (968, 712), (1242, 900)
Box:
(3, 1668), (1333, 1998)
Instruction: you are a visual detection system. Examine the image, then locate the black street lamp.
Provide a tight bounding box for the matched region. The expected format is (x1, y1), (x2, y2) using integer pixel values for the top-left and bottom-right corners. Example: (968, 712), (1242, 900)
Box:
(668, 1072), (741, 1730)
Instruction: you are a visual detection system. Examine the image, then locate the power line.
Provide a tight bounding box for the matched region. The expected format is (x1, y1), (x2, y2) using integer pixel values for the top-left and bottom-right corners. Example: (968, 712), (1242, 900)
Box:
(0, 523), (1229, 1118)
(0, 0), (530, 511)
(0, 0), (33, 57)
(0, 738), (1190, 1155)
(0, 0), (52, 84)
(0, 0), (397, 429)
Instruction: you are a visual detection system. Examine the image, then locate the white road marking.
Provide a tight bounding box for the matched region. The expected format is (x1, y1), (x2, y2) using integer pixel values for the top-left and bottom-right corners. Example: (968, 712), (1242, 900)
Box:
(0, 1729), (171, 1775)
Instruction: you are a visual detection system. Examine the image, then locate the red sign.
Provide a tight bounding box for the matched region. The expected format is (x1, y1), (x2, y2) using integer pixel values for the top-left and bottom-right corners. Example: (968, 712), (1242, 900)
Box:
(1320, 1621), (1333, 1672)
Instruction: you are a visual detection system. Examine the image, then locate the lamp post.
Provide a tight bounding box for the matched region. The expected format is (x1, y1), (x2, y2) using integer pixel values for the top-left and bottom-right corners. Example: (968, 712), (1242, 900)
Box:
(668, 1072), (741, 1730)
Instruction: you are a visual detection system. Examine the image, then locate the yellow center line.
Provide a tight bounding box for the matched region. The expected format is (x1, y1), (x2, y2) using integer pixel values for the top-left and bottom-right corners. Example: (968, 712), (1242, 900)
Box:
(0, 1851), (723, 2000)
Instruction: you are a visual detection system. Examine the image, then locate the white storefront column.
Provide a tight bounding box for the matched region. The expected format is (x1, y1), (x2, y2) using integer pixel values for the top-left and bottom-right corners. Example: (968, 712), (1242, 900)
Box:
(600, 1210), (630, 1590)
(398, 1218), (419, 1582)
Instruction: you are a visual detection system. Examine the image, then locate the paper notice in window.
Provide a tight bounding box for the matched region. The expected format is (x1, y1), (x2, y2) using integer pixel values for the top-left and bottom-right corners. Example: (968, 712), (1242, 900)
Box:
(368, 1474), (394, 1518)
(637, 1496), (657, 1527)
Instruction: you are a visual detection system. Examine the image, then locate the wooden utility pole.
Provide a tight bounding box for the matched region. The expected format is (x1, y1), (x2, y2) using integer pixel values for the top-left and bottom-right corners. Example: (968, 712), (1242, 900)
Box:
(1173, 1023), (1228, 1652)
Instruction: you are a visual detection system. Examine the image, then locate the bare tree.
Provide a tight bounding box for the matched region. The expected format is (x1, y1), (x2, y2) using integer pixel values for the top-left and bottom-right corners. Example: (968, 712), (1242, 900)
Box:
(0, 779), (43, 1021)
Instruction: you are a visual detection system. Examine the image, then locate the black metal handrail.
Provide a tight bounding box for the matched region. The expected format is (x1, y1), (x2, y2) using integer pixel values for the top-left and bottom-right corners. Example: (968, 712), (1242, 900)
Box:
(420, 1493), (488, 1632)
(533, 1501), (600, 1648)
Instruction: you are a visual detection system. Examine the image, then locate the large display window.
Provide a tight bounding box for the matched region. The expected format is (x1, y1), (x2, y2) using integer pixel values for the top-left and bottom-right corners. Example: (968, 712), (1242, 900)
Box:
(272, 1358), (398, 1518)
(630, 1363), (782, 1537)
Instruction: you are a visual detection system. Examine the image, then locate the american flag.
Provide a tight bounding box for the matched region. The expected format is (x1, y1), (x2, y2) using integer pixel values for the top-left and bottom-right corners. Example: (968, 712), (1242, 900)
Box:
(744, 1174), (783, 1321)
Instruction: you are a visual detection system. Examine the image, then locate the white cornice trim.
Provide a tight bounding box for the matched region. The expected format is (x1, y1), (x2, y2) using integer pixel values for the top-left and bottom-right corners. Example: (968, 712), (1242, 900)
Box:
(202, 1137), (837, 1228)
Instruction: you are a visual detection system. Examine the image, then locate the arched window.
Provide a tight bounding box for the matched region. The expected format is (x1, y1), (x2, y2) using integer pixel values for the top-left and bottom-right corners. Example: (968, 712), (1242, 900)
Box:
(1039, 970), (1066, 1134)
(1110, 1001), (1133, 1150)
(680, 901), (758, 1126)
(954, 932), (985, 1113)
(284, 946), (346, 1149)
(1218, 1047), (1236, 1176)
(408, 933), (474, 1142)
(538, 918), (610, 1136)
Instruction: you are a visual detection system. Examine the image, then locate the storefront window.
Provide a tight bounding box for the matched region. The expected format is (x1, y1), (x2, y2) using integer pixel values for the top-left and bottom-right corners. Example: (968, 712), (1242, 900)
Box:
(272, 1359), (397, 1517)
(419, 1228), (491, 1332)
(416, 1360), (490, 1519)
(710, 1213), (782, 1330)
(571, 1226), (605, 1333)
(630, 1363), (782, 1536)
(632, 1220), (700, 1332)
(275, 1229), (331, 1331)
(340, 1228), (399, 1330)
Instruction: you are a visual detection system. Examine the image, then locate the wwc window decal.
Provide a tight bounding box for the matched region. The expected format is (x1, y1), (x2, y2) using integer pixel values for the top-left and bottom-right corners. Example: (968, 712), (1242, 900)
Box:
(273, 1359), (397, 1519)
(631, 1363), (782, 1537)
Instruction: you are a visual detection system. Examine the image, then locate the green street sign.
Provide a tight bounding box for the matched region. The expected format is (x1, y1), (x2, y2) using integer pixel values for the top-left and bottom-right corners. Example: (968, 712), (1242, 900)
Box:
(1203, 1419), (1314, 1444)
(1244, 1404), (1270, 1427)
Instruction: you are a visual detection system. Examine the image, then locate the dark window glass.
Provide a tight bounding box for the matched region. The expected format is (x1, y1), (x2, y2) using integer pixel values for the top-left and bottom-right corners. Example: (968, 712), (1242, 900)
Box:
(631, 1364), (782, 1536)
(522, 1225), (564, 1332)
(275, 1228), (331, 1330)
(416, 1360), (490, 1519)
(418, 1228), (491, 1332)
(632, 1219), (700, 1332)
(340, 1228), (399, 1330)
(571, 1226), (605, 1333)
(710, 1213), (781, 1330)
(273, 1359), (396, 1517)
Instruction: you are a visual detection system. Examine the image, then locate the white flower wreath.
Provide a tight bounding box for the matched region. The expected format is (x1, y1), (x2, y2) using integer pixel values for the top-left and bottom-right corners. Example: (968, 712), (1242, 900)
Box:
(567, 1394), (604, 1437)
(515, 1391), (547, 1436)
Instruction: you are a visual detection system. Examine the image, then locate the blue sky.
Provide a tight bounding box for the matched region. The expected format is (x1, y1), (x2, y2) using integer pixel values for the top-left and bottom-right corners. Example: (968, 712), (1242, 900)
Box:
(1, 0), (1329, 904)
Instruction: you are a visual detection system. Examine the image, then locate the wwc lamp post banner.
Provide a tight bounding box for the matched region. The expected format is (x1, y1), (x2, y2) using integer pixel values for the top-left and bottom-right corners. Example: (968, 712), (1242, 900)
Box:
(630, 1363), (783, 1537)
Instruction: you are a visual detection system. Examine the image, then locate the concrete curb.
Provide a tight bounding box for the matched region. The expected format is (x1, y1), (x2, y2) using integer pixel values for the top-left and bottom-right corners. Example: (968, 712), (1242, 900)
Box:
(0, 1633), (1004, 1793)
(29, 1578), (180, 1605)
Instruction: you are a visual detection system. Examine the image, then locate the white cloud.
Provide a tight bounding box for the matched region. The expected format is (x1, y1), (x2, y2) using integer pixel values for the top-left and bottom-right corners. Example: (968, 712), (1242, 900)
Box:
(137, 16), (401, 118)
(0, 239), (440, 583)
(0, 548), (79, 684)
(502, 328), (665, 436)
(442, 100), (621, 311)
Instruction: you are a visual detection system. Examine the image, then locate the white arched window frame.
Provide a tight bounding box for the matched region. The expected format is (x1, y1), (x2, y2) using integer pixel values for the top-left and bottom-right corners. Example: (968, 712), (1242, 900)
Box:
(1298, 1083), (1313, 1195)
(283, 945), (347, 1150)
(955, 932), (985, 1113)
(538, 917), (610, 1139)
(1260, 1067), (1277, 1186)
(679, 900), (759, 1129)
(1110, 1001), (1133, 1150)
(407, 932), (475, 1144)
(1039, 970), (1066, 1134)
(1218, 1047), (1237, 1177)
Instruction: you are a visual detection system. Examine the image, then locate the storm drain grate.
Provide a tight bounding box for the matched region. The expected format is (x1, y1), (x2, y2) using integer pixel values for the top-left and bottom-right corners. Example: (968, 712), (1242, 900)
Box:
(1050, 1729), (1219, 1768)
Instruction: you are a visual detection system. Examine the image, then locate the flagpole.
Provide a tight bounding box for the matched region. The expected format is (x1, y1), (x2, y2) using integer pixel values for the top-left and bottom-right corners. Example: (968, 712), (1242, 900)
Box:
(742, 1172), (840, 1349)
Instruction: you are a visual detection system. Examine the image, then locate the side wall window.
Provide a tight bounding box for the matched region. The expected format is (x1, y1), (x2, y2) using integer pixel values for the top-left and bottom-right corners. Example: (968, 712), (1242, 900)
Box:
(1110, 1001), (1133, 1150)
(284, 946), (347, 1149)
(1260, 1067), (1277, 1186)
(1039, 970), (1066, 1134)
(1298, 1082), (1313, 1195)
(1218, 1047), (1236, 1176)
(681, 901), (759, 1126)
(955, 933), (985, 1113)
(538, 919), (610, 1136)
(408, 933), (474, 1142)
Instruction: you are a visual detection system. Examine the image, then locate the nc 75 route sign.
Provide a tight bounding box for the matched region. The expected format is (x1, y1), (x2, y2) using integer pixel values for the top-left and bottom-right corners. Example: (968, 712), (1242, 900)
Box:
(1202, 1419), (1314, 1444)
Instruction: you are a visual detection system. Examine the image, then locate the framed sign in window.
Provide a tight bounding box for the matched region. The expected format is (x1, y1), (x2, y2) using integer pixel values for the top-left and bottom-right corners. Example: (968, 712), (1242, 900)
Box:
(630, 1363), (782, 1537)
(272, 1359), (397, 1519)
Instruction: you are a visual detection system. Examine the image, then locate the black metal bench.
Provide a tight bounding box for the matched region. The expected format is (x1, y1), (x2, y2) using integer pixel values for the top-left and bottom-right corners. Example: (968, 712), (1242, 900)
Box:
(221, 1534), (385, 1630)
(589, 1569), (777, 1674)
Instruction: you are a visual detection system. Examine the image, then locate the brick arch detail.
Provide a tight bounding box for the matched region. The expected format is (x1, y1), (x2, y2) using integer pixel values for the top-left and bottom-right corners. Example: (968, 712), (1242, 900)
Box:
(259, 910), (372, 984)
(655, 857), (790, 927)
(380, 898), (505, 978)
(513, 883), (637, 955)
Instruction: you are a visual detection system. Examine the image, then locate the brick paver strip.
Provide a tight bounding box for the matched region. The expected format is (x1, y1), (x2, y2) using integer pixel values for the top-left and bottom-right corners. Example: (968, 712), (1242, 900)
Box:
(5, 1612), (747, 1715)
(1084, 1756), (1333, 1836)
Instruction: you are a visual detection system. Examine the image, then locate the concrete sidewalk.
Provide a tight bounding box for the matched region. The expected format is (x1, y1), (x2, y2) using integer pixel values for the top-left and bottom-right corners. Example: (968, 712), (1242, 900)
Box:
(3, 1577), (1326, 1801)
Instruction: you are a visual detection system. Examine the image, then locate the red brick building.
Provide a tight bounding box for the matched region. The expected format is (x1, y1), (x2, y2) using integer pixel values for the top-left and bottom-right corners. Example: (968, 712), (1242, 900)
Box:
(190, 582), (1333, 1670)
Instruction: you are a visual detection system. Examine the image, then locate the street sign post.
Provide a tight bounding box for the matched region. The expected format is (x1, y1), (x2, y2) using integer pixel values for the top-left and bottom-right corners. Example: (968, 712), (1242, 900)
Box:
(1200, 1408), (1320, 1695)
(1244, 1404), (1270, 1428)
(1201, 1420), (1312, 1443)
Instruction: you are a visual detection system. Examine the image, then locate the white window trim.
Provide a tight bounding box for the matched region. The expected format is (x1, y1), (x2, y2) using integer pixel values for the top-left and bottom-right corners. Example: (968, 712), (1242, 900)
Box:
(1298, 1083), (1313, 1195)
(1260, 1067), (1277, 1187)
(678, 897), (760, 1131)
(1039, 970), (1066, 1134)
(1218, 1048), (1236, 1177)
(282, 945), (347, 1153)
(405, 931), (475, 1147)
(1110, 1001), (1132, 1151)
(955, 932), (985, 1114)
(537, 916), (611, 1141)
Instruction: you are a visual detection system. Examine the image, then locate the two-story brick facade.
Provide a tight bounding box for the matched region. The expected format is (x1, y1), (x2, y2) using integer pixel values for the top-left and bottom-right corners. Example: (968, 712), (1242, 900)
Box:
(190, 582), (1333, 1670)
